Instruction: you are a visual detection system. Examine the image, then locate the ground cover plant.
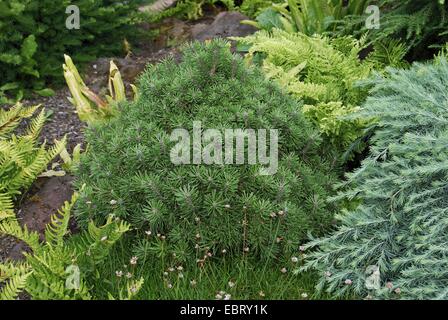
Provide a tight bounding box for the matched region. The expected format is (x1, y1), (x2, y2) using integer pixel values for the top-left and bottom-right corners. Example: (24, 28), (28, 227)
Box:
(89, 234), (335, 300)
(301, 58), (448, 300)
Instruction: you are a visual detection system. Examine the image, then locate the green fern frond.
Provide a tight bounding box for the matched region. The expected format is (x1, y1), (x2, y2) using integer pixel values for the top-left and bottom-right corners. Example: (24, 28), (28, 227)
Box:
(0, 104), (66, 204)
(24, 108), (46, 140)
(0, 104), (39, 139)
(0, 261), (30, 282)
(0, 219), (41, 252)
(45, 192), (78, 247)
(0, 193), (14, 220)
(45, 136), (67, 162)
(0, 271), (31, 300)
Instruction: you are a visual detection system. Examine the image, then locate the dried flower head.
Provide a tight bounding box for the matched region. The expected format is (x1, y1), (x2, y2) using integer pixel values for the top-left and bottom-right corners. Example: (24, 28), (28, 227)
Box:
(130, 256), (138, 265)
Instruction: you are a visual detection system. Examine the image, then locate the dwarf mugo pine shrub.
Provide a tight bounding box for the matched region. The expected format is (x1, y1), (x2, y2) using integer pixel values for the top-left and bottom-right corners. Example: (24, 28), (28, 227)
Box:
(301, 58), (448, 300)
(75, 40), (337, 262)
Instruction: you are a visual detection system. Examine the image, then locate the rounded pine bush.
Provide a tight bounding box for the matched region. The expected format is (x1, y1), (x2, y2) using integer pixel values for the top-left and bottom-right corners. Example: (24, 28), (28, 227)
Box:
(75, 40), (337, 261)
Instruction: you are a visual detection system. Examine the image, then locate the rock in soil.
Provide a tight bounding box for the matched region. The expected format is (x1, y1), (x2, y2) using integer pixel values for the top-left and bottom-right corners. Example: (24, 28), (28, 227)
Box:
(1, 176), (76, 262)
(192, 11), (257, 42)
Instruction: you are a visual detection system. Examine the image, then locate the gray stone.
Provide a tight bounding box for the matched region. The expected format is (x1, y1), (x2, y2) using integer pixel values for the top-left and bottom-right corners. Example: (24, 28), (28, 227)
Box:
(193, 11), (257, 42)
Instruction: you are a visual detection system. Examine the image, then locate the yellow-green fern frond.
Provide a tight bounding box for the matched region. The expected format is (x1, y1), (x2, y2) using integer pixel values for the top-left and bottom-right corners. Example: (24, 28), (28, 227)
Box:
(0, 219), (40, 252)
(0, 271), (31, 300)
(0, 261), (30, 282)
(45, 136), (67, 162)
(0, 104), (66, 206)
(0, 104), (39, 139)
(0, 193), (14, 220)
(24, 108), (46, 140)
(45, 192), (78, 247)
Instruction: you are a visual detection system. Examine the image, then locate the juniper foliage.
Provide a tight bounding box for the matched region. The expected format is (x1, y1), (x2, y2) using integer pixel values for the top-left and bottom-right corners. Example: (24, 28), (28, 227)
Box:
(75, 40), (338, 262)
(301, 58), (448, 300)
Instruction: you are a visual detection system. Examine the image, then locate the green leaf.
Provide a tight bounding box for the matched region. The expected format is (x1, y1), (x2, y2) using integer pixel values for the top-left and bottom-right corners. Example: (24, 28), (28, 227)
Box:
(0, 83), (20, 92)
(21, 35), (38, 60)
(34, 88), (55, 97)
(256, 8), (284, 31)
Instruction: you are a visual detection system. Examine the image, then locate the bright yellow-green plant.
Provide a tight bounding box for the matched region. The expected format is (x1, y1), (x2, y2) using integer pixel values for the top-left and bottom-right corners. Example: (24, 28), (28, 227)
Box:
(0, 103), (66, 220)
(0, 192), (139, 300)
(63, 55), (137, 125)
(234, 30), (406, 159)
